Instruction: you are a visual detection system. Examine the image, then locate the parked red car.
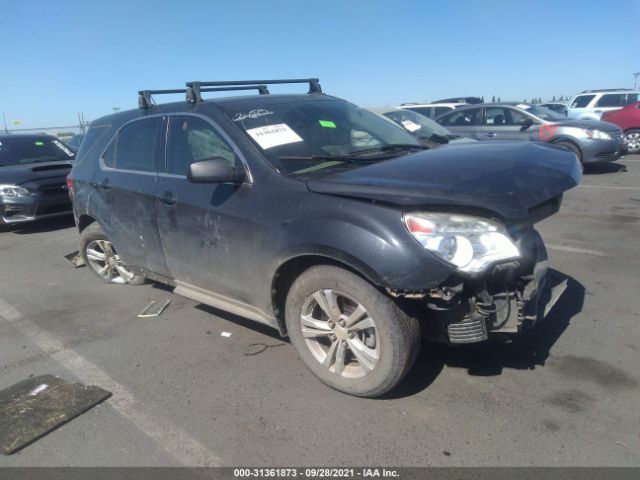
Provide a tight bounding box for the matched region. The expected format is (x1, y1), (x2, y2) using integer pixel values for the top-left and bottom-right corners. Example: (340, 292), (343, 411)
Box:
(602, 101), (640, 154)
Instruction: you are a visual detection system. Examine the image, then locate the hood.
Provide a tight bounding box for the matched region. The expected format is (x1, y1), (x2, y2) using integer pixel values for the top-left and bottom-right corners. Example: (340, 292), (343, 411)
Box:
(556, 118), (621, 132)
(0, 161), (72, 186)
(306, 141), (581, 220)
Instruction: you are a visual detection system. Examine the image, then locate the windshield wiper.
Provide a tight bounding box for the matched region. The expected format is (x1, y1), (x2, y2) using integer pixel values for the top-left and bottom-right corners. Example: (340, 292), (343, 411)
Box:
(279, 154), (372, 164)
(348, 143), (426, 157)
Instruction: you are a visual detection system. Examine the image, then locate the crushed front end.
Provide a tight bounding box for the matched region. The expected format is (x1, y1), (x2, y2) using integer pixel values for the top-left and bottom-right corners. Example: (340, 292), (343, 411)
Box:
(416, 227), (567, 344)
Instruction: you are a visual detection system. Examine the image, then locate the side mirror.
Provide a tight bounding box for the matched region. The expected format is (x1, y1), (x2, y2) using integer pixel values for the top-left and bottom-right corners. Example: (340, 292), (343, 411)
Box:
(187, 158), (246, 184)
(519, 118), (534, 131)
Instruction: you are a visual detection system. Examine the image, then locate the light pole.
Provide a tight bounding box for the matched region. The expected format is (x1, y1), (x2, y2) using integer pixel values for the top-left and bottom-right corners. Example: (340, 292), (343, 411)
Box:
(634, 72), (640, 90)
(2, 112), (7, 133)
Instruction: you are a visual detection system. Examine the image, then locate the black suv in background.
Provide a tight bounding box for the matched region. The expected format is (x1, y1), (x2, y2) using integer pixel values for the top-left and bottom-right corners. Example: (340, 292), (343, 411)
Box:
(0, 134), (74, 224)
(69, 79), (581, 397)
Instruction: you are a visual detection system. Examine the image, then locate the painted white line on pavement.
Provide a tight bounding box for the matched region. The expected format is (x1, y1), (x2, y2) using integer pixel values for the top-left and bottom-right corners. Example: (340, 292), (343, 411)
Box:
(546, 244), (610, 257)
(578, 184), (639, 191)
(0, 298), (221, 466)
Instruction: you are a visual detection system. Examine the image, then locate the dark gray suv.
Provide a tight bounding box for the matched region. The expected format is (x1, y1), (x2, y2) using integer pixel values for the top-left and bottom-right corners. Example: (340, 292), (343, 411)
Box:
(69, 79), (581, 397)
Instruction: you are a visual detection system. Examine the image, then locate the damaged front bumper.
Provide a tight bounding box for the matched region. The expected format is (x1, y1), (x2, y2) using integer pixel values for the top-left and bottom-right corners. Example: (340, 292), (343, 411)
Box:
(416, 229), (566, 344)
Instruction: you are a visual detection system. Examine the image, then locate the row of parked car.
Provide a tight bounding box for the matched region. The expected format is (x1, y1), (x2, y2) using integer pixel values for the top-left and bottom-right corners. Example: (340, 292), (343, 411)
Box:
(394, 88), (640, 155)
(0, 78), (631, 397)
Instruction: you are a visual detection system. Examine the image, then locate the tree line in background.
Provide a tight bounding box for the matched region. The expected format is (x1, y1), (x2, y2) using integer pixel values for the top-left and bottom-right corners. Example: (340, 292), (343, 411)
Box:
(482, 95), (568, 104)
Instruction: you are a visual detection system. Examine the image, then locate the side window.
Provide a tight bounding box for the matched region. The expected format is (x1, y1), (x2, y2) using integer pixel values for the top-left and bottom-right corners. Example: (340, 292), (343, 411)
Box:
(506, 109), (531, 125)
(623, 93), (639, 105)
(485, 107), (508, 125)
(434, 107), (451, 118)
(439, 108), (481, 127)
(102, 117), (162, 172)
(407, 107), (433, 118)
(167, 116), (237, 176)
(596, 94), (623, 108)
(570, 95), (595, 108)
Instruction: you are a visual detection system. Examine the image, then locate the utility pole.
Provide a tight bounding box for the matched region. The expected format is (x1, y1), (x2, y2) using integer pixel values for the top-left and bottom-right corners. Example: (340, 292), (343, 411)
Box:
(634, 72), (640, 90)
(2, 112), (8, 133)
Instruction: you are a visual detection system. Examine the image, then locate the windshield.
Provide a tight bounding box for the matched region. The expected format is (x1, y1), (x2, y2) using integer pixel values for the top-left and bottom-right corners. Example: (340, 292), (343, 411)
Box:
(382, 109), (456, 139)
(225, 99), (421, 175)
(0, 136), (75, 167)
(515, 104), (565, 121)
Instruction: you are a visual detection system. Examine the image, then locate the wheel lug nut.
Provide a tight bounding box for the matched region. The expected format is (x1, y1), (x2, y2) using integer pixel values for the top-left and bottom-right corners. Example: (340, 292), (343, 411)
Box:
(339, 320), (346, 327)
(349, 332), (355, 339)
(330, 334), (336, 341)
(328, 321), (335, 328)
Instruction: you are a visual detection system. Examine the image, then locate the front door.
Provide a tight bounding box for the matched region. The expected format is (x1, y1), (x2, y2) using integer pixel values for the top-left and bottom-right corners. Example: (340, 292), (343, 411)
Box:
(481, 107), (537, 141)
(155, 114), (258, 301)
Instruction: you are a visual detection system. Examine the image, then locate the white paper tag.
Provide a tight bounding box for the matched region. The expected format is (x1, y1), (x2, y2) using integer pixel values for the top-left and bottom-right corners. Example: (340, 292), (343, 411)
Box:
(246, 123), (303, 150)
(401, 120), (421, 132)
(516, 104), (530, 110)
(221, 331), (233, 338)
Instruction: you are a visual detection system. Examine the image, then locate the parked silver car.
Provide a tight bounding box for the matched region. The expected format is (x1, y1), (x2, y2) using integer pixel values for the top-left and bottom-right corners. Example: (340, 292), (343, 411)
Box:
(435, 103), (625, 165)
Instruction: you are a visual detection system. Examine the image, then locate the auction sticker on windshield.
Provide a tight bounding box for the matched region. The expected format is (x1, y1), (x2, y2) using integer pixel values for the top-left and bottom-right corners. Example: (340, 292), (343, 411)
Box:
(401, 120), (421, 132)
(246, 123), (303, 150)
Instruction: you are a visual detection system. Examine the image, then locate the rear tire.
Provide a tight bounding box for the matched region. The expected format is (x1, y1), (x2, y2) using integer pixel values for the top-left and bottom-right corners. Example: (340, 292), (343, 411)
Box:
(285, 265), (420, 397)
(80, 223), (146, 285)
(554, 141), (583, 163)
(624, 129), (640, 154)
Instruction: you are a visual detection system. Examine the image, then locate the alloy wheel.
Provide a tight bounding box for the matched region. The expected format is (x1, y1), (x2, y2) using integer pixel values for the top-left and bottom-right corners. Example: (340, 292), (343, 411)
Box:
(300, 289), (379, 378)
(85, 239), (136, 284)
(625, 131), (640, 153)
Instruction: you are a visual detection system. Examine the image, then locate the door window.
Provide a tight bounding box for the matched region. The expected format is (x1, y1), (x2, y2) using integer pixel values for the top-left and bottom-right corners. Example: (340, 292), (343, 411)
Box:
(407, 107), (433, 118)
(596, 94), (623, 108)
(166, 116), (238, 176)
(439, 108), (481, 126)
(485, 107), (509, 125)
(102, 117), (162, 172)
(570, 95), (595, 108)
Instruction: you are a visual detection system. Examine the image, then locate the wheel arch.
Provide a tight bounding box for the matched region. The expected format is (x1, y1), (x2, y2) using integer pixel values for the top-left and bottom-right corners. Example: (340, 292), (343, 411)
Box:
(270, 250), (385, 335)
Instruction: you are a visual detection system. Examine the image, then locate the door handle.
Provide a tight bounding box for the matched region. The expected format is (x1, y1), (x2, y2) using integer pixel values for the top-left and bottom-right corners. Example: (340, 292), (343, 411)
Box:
(99, 179), (111, 191)
(484, 132), (497, 138)
(160, 191), (177, 206)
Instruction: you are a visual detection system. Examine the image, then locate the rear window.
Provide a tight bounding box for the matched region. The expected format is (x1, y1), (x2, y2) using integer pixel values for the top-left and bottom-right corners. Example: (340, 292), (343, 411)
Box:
(0, 137), (74, 167)
(570, 95), (595, 108)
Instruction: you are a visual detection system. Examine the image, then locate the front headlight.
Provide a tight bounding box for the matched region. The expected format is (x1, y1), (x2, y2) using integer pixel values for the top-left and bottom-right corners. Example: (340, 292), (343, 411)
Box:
(0, 184), (29, 197)
(585, 129), (611, 140)
(404, 213), (520, 273)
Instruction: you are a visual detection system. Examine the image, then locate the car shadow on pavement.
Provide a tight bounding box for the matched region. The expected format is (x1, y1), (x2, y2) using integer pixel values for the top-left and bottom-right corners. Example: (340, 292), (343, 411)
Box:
(385, 270), (585, 399)
(584, 162), (627, 175)
(0, 215), (75, 234)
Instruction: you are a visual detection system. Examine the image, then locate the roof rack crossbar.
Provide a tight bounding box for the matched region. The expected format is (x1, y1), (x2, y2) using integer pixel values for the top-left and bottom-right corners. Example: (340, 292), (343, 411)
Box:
(186, 78), (322, 103)
(138, 85), (272, 109)
(187, 84), (271, 103)
(580, 88), (632, 93)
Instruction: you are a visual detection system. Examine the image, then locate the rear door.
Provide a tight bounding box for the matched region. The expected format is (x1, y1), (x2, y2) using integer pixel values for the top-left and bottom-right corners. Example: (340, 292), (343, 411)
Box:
(437, 107), (482, 139)
(481, 107), (537, 141)
(155, 114), (257, 300)
(97, 116), (169, 276)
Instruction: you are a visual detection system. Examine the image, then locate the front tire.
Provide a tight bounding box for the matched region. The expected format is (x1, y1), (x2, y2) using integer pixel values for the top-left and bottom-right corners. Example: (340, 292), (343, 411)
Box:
(624, 129), (640, 154)
(554, 141), (583, 163)
(80, 223), (146, 285)
(285, 265), (420, 397)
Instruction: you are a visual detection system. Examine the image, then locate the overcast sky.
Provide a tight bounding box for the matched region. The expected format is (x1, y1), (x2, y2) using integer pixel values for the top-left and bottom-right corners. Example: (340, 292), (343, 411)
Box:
(1, 0), (639, 129)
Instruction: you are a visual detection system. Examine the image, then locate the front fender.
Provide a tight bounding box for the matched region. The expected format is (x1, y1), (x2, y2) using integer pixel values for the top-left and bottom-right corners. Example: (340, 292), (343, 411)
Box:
(269, 215), (455, 291)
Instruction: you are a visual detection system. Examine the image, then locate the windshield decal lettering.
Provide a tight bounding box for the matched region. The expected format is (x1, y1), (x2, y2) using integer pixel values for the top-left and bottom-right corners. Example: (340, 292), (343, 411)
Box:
(318, 120), (337, 128)
(246, 123), (303, 150)
(52, 140), (75, 157)
(232, 109), (274, 122)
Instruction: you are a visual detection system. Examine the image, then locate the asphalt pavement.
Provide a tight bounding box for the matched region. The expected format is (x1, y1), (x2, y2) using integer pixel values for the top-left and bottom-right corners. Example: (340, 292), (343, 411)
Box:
(1, 156), (639, 466)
